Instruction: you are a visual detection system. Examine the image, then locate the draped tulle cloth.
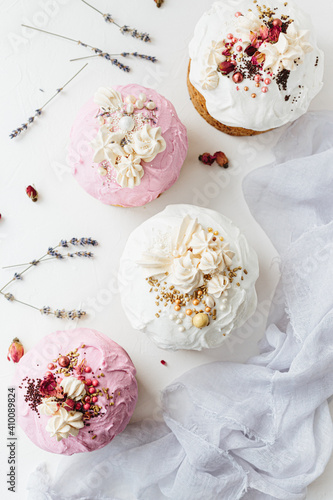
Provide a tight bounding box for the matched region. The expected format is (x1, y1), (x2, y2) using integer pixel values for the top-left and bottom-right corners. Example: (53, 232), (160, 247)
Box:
(27, 112), (333, 500)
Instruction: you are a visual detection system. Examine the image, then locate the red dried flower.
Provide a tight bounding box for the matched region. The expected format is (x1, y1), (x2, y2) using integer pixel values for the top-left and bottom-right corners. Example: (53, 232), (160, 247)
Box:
(260, 25), (269, 41)
(7, 338), (24, 363)
(244, 44), (257, 57)
(26, 185), (38, 202)
(268, 25), (281, 43)
(40, 373), (63, 398)
(63, 398), (76, 411)
(251, 51), (266, 66)
(199, 153), (216, 166)
(218, 60), (236, 75)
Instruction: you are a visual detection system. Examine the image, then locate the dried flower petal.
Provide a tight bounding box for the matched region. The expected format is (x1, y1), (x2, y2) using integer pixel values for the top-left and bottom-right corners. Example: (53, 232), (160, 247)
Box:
(218, 61), (236, 75)
(7, 338), (24, 363)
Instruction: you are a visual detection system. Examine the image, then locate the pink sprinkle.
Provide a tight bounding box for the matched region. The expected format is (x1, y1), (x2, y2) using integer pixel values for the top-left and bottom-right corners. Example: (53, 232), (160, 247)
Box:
(89, 387), (95, 394)
(236, 45), (242, 52)
(75, 403), (82, 410)
(92, 396), (98, 403)
(254, 75), (261, 83)
(84, 396), (91, 403)
(161, 360), (167, 366)
(232, 38), (238, 44)
(47, 363), (54, 370)
(236, 86), (240, 91)
(83, 403), (90, 411)
(45, 371), (52, 376)
(85, 379), (92, 386)
(227, 33), (233, 40)
(264, 78), (271, 85)
(84, 366), (92, 373)
(235, 11), (242, 17)
(92, 379), (99, 387)
(262, 86), (268, 93)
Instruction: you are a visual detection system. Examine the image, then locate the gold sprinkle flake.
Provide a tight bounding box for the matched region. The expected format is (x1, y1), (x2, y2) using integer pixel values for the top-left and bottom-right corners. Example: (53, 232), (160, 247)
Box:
(91, 435), (97, 440)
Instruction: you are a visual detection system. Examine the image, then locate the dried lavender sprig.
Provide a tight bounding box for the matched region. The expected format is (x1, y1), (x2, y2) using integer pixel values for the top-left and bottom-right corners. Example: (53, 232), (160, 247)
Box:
(21, 25), (131, 73)
(1, 291), (87, 319)
(9, 63), (88, 139)
(41, 308), (87, 320)
(121, 52), (157, 63)
(80, 0), (151, 42)
(3, 238), (99, 269)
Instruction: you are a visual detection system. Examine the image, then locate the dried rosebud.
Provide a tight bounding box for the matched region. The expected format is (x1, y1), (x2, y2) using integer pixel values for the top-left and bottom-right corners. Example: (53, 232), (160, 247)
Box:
(218, 60), (236, 75)
(40, 373), (63, 398)
(7, 337), (24, 363)
(63, 398), (76, 411)
(260, 25), (269, 41)
(199, 153), (216, 166)
(244, 44), (257, 57)
(26, 185), (38, 202)
(215, 151), (229, 168)
(268, 25), (281, 43)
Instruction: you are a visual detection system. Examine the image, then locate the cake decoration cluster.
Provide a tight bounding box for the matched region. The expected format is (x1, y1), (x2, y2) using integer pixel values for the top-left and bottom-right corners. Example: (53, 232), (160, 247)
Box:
(91, 88), (166, 189)
(138, 215), (249, 335)
(200, 1), (313, 99)
(19, 344), (117, 442)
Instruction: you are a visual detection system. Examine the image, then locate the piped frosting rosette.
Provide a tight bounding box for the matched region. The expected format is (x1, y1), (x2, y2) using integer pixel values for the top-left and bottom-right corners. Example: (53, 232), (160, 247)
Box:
(69, 84), (188, 207)
(189, 0), (324, 131)
(119, 204), (259, 350)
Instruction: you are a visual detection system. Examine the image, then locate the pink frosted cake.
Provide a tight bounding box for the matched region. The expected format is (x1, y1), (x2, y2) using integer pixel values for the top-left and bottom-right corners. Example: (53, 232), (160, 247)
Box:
(69, 84), (188, 207)
(13, 328), (137, 455)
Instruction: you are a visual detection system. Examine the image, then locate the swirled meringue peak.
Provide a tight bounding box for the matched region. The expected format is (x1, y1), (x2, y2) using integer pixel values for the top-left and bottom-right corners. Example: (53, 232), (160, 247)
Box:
(119, 205), (259, 350)
(189, 0), (324, 131)
(69, 84), (188, 207)
(13, 328), (138, 455)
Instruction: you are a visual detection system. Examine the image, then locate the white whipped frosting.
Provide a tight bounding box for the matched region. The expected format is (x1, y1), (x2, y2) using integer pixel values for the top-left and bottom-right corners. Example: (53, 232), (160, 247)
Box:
(114, 154), (144, 189)
(235, 11), (263, 43)
(171, 251), (204, 294)
(259, 24), (313, 74)
(208, 274), (230, 298)
(38, 397), (59, 416)
(188, 0), (324, 131)
(60, 376), (86, 401)
(90, 88), (167, 189)
(131, 124), (166, 163)
(45, 407), (84, 442)
(94, 87), (123, 110)
(119, 204), (259, 350)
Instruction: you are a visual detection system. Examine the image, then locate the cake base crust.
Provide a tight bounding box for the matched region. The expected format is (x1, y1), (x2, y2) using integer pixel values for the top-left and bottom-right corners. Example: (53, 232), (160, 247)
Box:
(187, 61), (271, 137)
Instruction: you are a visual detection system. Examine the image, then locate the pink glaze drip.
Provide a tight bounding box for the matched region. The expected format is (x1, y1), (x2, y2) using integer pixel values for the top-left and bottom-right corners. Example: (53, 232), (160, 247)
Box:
(13, 328), (138, 455)
(69, 84), (188, 207)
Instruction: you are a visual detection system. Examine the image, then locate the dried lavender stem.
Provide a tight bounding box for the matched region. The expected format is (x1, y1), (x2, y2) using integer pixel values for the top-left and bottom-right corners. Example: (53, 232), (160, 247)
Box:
(80, 0), (103, 15)
(40, 64), (88, 110)
(0, 292), (41, 311)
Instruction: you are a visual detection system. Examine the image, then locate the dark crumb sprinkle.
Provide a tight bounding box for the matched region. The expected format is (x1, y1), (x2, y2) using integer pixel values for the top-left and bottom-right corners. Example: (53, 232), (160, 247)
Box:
(275, 69), (290, 91)
(23, 378), (43, 414)
(315, 56), (319, 67)
(285, 95), (291, 102)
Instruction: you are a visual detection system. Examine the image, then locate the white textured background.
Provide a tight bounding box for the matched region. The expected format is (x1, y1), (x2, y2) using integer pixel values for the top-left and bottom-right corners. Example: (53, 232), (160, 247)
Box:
(0, 0), (332, 498)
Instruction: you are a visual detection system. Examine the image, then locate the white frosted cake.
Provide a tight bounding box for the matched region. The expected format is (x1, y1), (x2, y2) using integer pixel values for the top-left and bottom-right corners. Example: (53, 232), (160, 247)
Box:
(188, 0), (324, 135)
(119, 204), (259, 350)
